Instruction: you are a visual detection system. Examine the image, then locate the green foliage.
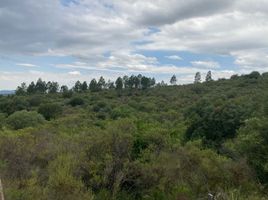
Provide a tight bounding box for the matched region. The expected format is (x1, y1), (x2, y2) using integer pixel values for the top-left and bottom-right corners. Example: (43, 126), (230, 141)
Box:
(170, 74), (177, 85)
(115, 77), (123, 90)
(38, 103), (63, 120)
(226, 117), (268, 185)
(185, 100), (248, 147)
(6, 110), (45, 130)
(89, 79), (99, 92)
(0, 72), (268, 199)
(0, 112), (6, 129)
(69, 97), (84, 107)
(0, 96), (29, 115)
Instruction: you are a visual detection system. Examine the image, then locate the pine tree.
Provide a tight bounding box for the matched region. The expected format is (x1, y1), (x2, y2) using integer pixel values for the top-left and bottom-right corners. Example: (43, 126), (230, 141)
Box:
(194, 72), (201, 83)
(81, 81), (88, 92)
(170, 75), (177, 85)
(115, 77), (123, 90)
(16, 82), (27, 95)
(27, 81), (36, 94)
(89, 79), (98, 92)
(74, 81), (82, 92)
(35, 78), (47, 93)
(205, 71), (212, 82)
(98, 76), (105, 90)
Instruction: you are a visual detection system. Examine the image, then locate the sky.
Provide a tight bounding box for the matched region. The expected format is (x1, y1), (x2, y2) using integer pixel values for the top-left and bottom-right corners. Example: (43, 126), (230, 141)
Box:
(1, 0), (268, 89)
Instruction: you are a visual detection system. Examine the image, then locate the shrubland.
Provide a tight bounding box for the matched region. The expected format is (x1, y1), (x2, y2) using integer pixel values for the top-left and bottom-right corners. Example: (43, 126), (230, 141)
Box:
(0, 72), (267, 199)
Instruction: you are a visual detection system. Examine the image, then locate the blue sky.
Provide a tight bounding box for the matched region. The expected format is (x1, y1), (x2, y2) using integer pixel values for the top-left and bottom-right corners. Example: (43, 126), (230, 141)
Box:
(1, 0), (268, 89)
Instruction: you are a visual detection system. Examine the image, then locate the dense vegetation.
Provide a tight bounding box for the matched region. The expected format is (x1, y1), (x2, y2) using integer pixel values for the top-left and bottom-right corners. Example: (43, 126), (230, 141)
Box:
(0, 71), (268, 199)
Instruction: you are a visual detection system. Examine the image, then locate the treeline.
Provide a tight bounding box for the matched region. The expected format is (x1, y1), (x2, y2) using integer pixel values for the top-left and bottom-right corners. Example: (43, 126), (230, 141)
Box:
(15, 75), (157, 95)
(14, 71), (214, 96)
(15, 70), (267, 96)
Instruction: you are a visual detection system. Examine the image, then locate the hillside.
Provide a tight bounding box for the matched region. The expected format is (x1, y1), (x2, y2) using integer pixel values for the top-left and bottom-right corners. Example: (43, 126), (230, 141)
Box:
(0, 72), (268, 199)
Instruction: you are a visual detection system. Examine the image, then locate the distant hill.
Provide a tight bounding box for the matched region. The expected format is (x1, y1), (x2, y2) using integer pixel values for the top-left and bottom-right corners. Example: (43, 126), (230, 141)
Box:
(0, 90), (15, 95)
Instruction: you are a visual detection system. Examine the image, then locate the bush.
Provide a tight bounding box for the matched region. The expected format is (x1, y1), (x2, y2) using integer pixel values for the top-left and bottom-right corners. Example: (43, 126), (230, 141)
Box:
(6, 110), (45, 130)
(62, 90), (73, 98)
(38, 103), (63, 120)
(69, 97), (84, 107)
(0, 113), (6, 129)
(110, 106), (133, 120)
(28, 95), (44, 107)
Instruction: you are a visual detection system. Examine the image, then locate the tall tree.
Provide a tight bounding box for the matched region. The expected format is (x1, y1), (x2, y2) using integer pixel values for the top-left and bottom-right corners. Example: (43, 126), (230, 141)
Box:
(35, 78), (47, 93)
(170, 75), (177, 85)
(137, 74), (142, 89)
(47, 81), (59, 94)
(115, 77), (123, 90)
(141, 76), (150, 89)
(73, 81), (82, 93)
(150, 78), (156, 87)
(89, 79), (98, 92)
(27, 81), (36, 94)
(81, 81), (88, 92)
(106, 80), (115, 89)
(194, 72), (201, 83)
(205, 71), (213, 82)
(123, 75), (129, 89)
(128, 75), (136, 89)
(60, 85), (69, 93)
(98, 76), (105, 90)
(16, 82), (27, 95)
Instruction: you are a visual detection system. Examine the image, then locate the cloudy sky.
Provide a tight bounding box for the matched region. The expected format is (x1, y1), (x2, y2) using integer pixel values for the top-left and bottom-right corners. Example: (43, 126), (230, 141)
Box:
(0, 0), (268, 89)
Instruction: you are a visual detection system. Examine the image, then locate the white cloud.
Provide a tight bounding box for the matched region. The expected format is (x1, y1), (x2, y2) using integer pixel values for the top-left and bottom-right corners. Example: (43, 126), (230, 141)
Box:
(68, 71), (81, 75)
(16, 63), (38, 67)
(1, 0), (268, 89)
(165, 55), (183, 60)
(191, 61), (220, 69)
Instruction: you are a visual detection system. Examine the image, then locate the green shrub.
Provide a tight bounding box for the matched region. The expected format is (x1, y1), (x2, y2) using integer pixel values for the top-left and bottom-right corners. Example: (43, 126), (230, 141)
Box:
(111, 106), (133, 120)
(6, 110), (45, 130)
(0, 113), (6, 129)
(69, 97), (84, 107)
(38, 103), (63, 120)
(28, 95), (44, 107)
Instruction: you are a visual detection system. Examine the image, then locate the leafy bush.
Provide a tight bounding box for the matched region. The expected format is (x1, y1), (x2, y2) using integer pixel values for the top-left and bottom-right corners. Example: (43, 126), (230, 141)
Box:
(6, 110), (45, 130)
(69, 97), (84, 107)
(28, 95), (44, 107)
(110, 106), (133, 119)
(0, 113), (6, 129)
(185, 100), (247, 147)
(38, 103), (63, 120)
(0, 97), (29, 115)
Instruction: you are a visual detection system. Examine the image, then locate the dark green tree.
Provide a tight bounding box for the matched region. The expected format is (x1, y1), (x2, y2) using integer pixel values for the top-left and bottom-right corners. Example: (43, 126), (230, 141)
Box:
(141, 76), (150, 89)
(107, 80), (115, 89)
(123, 75), (129, 89)
(47, 81), (59, 94)
(150, 78), (156, 87)
(35, 78), (47, 93)
(98, 76), (105, 90)
(81, 81), (88, 92)
(89, 79), (99, 92)
(73, 81), (82, 93)
(27, 81), (36, 94)
(60, 85), (69, 93)
(115, 77), (123, 90)
(16, 82), (27, 95)
(194, 72), (201, 83)
(205, 71), (212, 82)
(170, 75), (177, 85)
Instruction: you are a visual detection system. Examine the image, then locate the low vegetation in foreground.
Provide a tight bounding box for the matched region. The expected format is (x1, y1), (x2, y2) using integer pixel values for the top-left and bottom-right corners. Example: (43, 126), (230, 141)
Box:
(0, 71), (268, 200)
